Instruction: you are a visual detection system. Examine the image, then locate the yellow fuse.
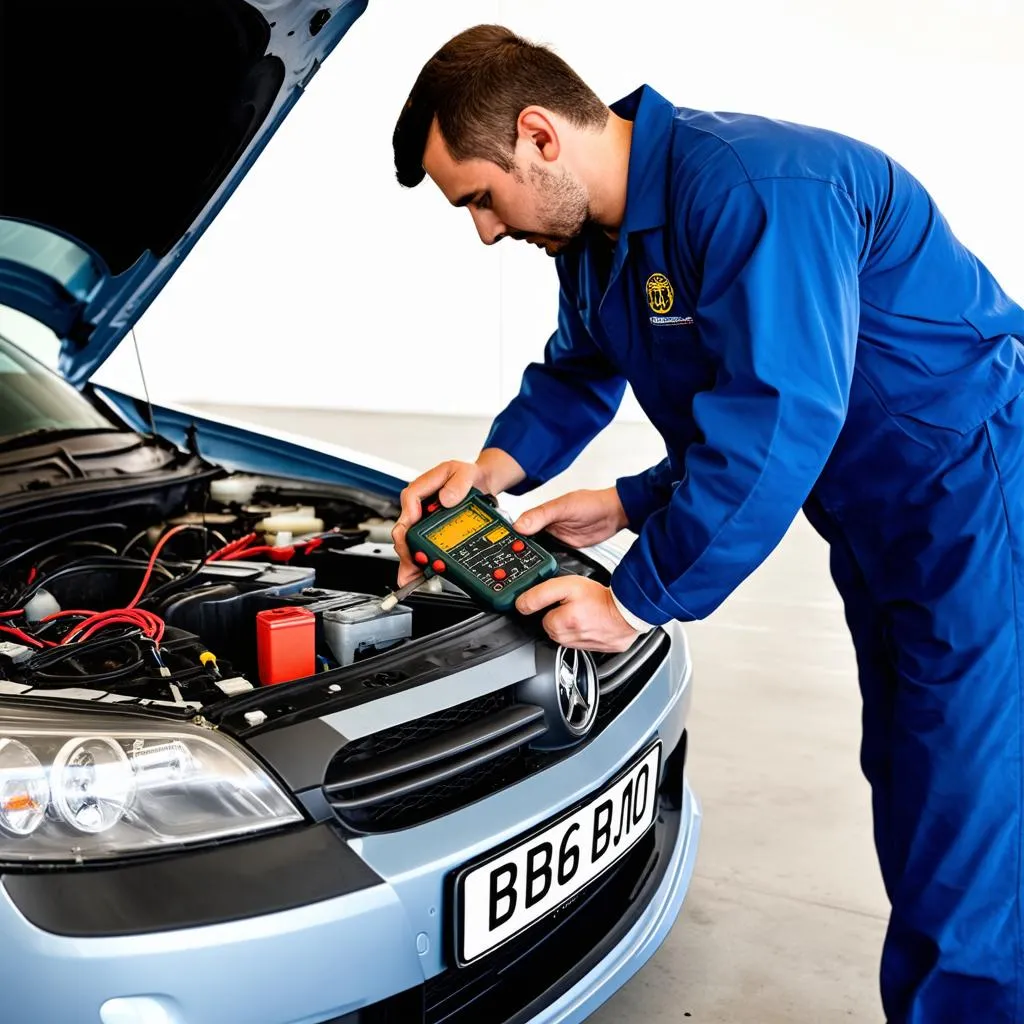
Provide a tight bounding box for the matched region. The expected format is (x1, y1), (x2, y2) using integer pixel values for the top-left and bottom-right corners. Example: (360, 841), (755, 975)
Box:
(485, 526), (509, 543)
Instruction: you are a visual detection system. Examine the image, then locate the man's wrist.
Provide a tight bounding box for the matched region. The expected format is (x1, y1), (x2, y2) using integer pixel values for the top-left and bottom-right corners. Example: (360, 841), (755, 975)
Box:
(603, 485), (630, 533)
(611, 589), (655, 633)
(476, 447), (526, 495)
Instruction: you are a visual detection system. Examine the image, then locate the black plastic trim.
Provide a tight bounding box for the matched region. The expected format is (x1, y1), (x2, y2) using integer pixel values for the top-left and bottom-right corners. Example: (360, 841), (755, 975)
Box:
(327, 718), (548, 810)
(326, 705), (545, 790)
(248, 717), (351, 792)
(598, 629), (670, 696)
(1, 824), (382, 937)
(323, 986), (424, 1023)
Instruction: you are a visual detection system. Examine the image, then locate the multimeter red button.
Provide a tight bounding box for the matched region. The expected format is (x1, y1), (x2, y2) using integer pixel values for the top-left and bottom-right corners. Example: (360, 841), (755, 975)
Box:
(432, 559), (446, 573)
(493, 568), (507, 581)
(413, 551), (428, 566)
(511, 540), (526, 553)
(425, 502), (440, 513)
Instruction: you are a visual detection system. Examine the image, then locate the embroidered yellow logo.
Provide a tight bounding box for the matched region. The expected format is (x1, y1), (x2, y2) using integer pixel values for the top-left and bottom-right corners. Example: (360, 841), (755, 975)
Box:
(645, 273), (674, 315)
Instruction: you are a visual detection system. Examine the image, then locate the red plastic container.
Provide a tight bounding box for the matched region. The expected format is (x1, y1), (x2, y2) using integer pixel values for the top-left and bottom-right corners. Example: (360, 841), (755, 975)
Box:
(256, 606), (315, 685)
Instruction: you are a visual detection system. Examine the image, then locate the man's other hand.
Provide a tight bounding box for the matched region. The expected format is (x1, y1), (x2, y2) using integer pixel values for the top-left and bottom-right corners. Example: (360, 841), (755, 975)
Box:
(515, 576), (639, 653)
(513, 487), (628, 550)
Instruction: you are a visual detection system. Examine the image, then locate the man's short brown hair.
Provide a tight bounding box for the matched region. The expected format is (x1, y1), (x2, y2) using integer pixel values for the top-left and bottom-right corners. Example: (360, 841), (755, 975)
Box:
(393, 24), (609, 188)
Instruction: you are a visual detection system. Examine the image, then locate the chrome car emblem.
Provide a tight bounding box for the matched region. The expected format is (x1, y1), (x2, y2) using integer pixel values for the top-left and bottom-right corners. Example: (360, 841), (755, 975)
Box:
(554, 647), (599, 737)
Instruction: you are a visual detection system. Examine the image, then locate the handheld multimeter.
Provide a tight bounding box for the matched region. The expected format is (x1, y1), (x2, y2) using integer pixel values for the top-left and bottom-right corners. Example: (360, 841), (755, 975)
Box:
(406, 489), (558, 612)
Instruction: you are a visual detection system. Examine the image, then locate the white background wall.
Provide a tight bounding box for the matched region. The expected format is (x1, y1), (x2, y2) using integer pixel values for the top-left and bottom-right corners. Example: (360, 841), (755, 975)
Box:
(83, 0), (1022, 425)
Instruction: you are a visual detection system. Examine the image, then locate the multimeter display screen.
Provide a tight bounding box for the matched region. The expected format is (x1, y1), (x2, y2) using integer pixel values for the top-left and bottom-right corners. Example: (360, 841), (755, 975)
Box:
(426, 505), (494, 552)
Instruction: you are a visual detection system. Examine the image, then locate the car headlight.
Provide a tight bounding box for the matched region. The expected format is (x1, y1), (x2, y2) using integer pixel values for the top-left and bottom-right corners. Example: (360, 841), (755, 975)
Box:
(0, 706), (302, 862)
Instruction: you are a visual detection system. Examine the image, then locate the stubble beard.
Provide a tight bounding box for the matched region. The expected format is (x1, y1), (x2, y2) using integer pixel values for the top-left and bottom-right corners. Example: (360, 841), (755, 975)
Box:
(515, 163), (590, 256)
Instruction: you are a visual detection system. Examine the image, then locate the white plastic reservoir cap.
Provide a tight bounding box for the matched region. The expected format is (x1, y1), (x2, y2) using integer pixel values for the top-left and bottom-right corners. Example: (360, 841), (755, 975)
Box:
(210, 476), (263, 505)
(23, 588), (60, 623)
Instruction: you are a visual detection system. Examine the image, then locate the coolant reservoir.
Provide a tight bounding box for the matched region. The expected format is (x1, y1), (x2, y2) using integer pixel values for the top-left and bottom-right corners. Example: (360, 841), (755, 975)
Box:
(359, 517), (398, 544)
(210, 475), (265, 505)
(255, 509), (324, 540)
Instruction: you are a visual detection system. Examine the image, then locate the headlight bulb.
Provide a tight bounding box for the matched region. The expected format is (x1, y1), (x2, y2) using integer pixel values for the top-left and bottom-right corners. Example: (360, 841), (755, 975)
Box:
(51, 736), (136, 834)
(130, 740), (195, 786)
(0, 739), (49, 836)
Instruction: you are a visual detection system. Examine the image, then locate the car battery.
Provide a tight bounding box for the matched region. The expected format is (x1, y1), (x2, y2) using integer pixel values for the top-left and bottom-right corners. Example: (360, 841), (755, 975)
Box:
(322, 599), (412, 666)
(252, 588), (414, 668)
(255, 606), (316, 685)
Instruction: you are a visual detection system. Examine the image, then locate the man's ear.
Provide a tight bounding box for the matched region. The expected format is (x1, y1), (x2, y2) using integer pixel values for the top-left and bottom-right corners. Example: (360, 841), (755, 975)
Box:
(516, 107), (561, 163)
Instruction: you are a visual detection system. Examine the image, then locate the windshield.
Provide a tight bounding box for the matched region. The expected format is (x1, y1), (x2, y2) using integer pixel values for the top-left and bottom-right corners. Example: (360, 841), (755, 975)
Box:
(0, 317), (114, 441)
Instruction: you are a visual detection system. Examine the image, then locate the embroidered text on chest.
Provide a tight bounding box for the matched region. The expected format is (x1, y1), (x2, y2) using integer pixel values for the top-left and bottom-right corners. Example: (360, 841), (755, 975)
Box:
(645, 273), (695, 327)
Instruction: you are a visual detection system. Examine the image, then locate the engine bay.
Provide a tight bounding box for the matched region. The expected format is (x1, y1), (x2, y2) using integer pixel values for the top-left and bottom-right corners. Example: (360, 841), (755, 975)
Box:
(0, 472), (485, 713)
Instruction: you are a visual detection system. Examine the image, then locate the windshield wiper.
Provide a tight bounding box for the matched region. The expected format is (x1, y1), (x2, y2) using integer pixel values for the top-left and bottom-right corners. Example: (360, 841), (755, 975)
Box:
(0, 427), (127, 453)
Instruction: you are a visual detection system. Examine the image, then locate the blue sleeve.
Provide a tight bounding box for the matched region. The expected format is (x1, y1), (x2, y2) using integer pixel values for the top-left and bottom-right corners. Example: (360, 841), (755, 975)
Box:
(611, 177), (862, 625)
(615, 458), (676, 532)
(483, 273), (628, 495)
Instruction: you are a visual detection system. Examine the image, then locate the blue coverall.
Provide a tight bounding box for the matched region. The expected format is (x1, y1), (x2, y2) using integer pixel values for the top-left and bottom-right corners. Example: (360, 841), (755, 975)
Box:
(483, 85), (1024, 1020)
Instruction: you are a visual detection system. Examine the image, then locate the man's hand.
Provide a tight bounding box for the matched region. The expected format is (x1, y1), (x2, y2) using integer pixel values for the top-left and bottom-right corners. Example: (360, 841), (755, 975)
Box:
(512, 487), (628, 550)
(392, 449), (525, 586)
(515, 576), (639, 653)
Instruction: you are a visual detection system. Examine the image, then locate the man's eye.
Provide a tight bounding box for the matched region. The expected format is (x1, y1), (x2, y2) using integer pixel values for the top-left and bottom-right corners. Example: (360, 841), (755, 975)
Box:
(476, 193), (491, 211)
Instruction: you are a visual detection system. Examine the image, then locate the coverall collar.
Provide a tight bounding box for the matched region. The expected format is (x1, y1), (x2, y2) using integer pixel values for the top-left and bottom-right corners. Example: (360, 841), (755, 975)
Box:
(609, 84), (677, 238)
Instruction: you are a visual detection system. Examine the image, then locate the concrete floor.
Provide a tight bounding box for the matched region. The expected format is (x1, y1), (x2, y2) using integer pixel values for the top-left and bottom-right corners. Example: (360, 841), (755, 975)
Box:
(195, 403), (891, 1023)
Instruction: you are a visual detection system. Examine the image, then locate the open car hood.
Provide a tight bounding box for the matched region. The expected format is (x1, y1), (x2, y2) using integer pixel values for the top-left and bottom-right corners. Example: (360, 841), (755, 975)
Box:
(0, 0), (368, 387)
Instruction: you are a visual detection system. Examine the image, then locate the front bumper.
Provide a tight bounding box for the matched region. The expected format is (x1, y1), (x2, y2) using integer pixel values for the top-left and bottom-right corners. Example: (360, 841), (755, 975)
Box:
(523, 778), (700, 1024)
(0, 625), (698, 1024)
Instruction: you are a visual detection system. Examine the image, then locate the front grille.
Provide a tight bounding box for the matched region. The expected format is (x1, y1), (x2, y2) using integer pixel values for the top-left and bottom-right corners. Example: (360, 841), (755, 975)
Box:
(325, 629), (670, 833)
(593, 626), (670, 728)
(339, 749), (523, 832)
(333, 690), (514, 765)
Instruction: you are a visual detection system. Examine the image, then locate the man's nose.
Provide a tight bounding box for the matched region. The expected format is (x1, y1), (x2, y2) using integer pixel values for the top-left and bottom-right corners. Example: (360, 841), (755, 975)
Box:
(469, 208), (506, 245)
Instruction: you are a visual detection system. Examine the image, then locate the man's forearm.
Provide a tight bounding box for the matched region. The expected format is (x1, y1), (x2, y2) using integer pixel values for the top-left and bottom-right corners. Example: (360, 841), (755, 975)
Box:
(476, 447), (527, 495)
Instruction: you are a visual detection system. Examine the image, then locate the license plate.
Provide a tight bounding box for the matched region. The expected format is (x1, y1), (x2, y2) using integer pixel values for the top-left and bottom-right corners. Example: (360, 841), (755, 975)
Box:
(454, 742), (661, 966)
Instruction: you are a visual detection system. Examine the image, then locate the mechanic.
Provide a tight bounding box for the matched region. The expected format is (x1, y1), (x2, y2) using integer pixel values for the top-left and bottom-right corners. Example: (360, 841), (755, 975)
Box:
(388, 23), (1024, 1023)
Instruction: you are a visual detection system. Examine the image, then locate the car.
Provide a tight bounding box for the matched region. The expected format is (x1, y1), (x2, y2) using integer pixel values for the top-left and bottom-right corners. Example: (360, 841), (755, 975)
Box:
(0, 1), (701, 1022)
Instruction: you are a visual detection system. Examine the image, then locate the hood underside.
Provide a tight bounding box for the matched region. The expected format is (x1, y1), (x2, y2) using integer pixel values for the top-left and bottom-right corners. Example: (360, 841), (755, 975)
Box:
(0, 0), (368, 385)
